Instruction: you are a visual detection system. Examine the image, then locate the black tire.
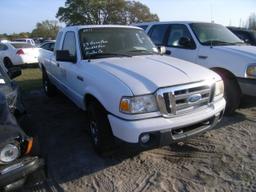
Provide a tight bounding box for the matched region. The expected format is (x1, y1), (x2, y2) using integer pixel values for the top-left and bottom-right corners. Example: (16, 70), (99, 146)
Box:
(3, 57), (13, 69)
(42, 69), (57, 97)
(221, 75), (241, 115)
(87, 100), (114, 154)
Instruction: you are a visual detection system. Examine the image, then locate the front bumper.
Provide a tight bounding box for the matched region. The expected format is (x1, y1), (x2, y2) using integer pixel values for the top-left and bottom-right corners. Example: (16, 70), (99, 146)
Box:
(238, 77), (256, 97)
(0, 156), (44, 191)
(108, 98), (225, 146)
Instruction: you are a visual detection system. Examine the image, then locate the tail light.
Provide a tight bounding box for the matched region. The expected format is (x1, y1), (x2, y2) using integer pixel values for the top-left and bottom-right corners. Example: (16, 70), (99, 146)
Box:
(16, 49), (24, 55)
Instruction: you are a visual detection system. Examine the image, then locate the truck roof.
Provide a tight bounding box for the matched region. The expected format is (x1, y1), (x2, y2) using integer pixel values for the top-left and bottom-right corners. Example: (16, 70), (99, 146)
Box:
(61, 25), (141, 32)
(133, 21), (221, 26)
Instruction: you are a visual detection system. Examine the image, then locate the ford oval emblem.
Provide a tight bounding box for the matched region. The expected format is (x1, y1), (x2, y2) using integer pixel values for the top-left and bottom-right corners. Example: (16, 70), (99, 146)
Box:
(187, 94), (202, 103)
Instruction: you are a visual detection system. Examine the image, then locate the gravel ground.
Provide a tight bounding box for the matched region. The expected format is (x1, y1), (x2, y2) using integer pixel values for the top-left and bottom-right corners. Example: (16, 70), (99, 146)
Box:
(20, 90), (256, 192)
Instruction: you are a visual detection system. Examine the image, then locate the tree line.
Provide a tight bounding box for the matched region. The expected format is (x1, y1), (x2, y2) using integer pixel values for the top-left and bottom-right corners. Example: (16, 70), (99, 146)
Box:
(1, 0), (256, 41)
(0, 0), (158, 41)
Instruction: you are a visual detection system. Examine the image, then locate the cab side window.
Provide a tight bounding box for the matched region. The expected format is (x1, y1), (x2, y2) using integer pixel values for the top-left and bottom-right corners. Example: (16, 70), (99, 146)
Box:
(42, 43), (55, 51)
(0, 44), (8, 51)
(148, 24), (169, 46)
(41, 43), (50, 50)
(167, 24), (196, 49)
(62, 32), (76, 57)
(235, 32), (250, 43)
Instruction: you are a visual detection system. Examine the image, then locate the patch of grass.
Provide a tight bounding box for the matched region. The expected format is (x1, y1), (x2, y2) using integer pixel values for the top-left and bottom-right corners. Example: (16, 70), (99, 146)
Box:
(15, 68), (42, 92)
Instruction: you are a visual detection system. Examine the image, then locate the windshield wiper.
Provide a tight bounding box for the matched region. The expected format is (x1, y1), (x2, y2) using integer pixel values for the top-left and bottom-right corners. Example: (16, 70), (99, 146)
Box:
(202, 40), (234, 46)
(127, 49), (159, 55)
(232, 41), (245, 45)
(86, 52), (132, 60)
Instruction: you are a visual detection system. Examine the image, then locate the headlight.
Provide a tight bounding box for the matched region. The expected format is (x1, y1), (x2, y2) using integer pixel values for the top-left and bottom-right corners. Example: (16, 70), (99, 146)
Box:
(0, 78), (6, 84)
(0, 144), (20, 163)
(214, 80), (224, 100)
(246, 64), (256, 78)
(120, 95), (158, 114)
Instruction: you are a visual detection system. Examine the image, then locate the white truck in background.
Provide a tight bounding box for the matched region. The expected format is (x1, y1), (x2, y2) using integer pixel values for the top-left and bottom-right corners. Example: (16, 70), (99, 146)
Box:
(38, 25), (226, 153)
(135, 21), (256, 114)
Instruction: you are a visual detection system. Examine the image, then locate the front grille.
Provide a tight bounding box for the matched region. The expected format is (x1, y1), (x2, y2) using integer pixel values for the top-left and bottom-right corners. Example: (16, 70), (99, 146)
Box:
(156, 81), (214, 117)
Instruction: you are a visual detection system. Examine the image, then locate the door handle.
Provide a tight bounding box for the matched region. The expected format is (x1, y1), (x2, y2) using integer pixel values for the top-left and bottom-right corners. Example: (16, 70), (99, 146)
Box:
(198, 55), (208, 59)
(57, 63), (60, 67)
(77, 76), (84, 82)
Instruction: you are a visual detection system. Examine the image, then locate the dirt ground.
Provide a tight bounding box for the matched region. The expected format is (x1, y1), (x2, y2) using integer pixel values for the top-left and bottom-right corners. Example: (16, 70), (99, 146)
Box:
(20, 89), (256, 192)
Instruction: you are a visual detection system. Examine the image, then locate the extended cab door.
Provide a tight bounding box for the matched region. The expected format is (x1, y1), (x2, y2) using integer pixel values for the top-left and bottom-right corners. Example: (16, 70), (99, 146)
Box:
(147, 24), (198, 63)
(164, 24), (198, 63)
(47, 31), (63, 85)
(57, 31), (85, 107)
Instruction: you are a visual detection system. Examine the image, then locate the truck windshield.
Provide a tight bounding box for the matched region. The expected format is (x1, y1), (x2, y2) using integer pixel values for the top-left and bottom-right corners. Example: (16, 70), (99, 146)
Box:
(190, 23), (244, 46)
(79, 27), (158, 59)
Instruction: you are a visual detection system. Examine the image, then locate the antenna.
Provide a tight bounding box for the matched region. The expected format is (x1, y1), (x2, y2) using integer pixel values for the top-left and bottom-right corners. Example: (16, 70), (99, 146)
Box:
(210, 0), (214, 23)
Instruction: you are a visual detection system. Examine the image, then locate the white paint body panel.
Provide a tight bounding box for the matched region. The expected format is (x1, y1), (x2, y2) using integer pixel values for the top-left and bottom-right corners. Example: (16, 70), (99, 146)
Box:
(41, 25), (226, 143)
(135, 21), (256, 96)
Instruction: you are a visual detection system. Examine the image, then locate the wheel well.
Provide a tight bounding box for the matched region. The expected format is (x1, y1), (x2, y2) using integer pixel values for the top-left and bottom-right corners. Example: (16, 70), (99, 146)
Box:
(211, 67), (236, 80)
(3, 57), (11, 63)
(84, 94), (103, 110)
(211, 67), (241, 92)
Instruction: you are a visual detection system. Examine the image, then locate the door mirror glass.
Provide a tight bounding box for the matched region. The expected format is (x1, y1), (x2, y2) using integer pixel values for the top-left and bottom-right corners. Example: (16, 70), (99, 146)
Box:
(8, 67), (22, 79)
(56, 50), (77, 63)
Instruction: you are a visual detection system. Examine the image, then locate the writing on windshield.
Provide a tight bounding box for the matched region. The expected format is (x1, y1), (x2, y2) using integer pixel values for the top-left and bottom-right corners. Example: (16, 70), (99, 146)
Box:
(79, 27), (157, 59)
(82, 40), (108, 55)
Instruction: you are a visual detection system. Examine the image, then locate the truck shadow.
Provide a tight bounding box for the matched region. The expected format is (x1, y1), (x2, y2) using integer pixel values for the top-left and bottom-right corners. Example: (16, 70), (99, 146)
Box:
(19, 89), (255, 189)
(20, 90), (140, 189)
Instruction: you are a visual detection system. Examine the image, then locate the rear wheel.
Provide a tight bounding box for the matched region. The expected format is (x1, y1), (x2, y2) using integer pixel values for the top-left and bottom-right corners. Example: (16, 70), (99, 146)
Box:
(87, 100), (114, 154)
(42, 69), (57, 97)
(3, 57), (13, 69)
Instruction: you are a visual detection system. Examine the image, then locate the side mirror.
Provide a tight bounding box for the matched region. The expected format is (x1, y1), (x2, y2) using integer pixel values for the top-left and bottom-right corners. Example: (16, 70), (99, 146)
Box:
(243, 39), (250, 44)
(56, 50), (77, 63)
(158, 46), (166, 55)
(179, 37), (193, 48)
(8, 67), (22, 79)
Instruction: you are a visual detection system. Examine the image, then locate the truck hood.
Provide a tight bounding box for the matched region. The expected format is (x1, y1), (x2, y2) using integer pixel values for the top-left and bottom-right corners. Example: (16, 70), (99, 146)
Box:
(92, 55), (219, 95)
(213, 45), (256, 60)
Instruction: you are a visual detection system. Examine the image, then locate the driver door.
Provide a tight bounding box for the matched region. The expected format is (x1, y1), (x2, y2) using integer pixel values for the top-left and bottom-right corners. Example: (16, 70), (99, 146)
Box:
(165, 24), (198, 63)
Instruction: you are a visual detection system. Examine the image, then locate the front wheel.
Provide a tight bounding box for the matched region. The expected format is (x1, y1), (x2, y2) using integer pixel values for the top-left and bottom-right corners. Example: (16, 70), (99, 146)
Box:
(222, 75), (241, 115)
(87, 100), (114, 154)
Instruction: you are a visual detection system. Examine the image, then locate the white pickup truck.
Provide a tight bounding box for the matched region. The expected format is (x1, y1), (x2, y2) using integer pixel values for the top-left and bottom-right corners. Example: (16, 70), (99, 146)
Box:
(38, 25), (225, 153)
(134, 22), (256, 114)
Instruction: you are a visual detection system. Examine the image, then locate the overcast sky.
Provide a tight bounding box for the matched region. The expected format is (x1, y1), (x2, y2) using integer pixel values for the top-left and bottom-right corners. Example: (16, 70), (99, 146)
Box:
(0, 0), (255, 34)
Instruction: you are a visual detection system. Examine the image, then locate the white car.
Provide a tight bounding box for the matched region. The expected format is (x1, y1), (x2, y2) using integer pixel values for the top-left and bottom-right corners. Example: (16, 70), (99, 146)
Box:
(39, 25), (226, 154)
(134, 21), (256, 114)
(0, 42), (39, 68)
(14, 38), (36, 46)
